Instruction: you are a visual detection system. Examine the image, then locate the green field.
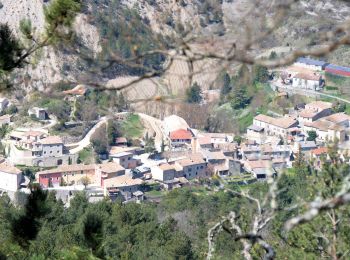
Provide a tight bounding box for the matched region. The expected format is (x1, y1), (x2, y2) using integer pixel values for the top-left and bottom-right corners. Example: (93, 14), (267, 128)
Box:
(78, 146), (94, 164)
(121, 114), (144, 139)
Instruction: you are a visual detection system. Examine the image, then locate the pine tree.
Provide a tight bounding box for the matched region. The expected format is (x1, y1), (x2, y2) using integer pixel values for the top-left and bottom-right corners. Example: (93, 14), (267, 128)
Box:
(220, 73), (232, 96)
(253, 65), (269, 83)
(230, 85), (251, 109)
(307, 131), (317, 141)
(186, 83), (202, 103)
(0, 24), (23, 73)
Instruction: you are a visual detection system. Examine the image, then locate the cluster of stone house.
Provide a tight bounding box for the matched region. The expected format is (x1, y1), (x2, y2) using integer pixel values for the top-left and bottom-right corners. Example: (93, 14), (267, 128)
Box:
(36, 162), (143, 198)
(2, 106), (346, 199)
(280, 58), (326, 91)
(8, 130), (77, 167)
(249, 101), (350, 144)
(245, 100), (350, 173)
(281, 57), (350, 91)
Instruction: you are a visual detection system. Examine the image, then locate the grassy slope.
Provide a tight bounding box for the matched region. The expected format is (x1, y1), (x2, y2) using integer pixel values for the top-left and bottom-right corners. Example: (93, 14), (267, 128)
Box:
(121, 114), (144, 139)
(78, 146), (95, 164)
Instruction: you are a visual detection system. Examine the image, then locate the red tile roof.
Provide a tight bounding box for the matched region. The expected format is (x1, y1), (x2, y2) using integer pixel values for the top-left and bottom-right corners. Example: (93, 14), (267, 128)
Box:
(311, 147), (328, 156)
(170, 129), (192, 140)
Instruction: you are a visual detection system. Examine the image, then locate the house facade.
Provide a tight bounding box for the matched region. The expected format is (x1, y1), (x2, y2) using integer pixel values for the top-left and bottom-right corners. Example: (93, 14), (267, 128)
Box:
(28, 107), (48, 120)
(37, 162), (125, 188)
(103, 175), (143, 196)
(298, 101), (333, 124)
(151, 163), (176, 181)
(303, 121), (346, 142)
(110, 152), (138, 169)
(294, 58), (328, 71)
(246, 125), (265, 144)
(169, 129), (193, 147)
(244, 160), (275, 180)
(292, 73), (323, 91)
(174, 158), (207, 179)
(253, 114), (298, 137)
(0, 163), (23, 192)
(9, 132), (77, 167)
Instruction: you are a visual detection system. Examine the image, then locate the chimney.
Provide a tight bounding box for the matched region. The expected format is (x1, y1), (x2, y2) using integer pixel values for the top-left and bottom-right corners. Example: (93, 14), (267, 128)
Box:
(191, 137), (199, 153)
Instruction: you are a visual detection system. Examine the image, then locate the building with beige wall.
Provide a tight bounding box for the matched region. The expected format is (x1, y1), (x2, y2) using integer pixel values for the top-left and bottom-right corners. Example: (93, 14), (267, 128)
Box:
(9, 132), (76, 167)
(303, 120), (346, 142)
(0, 163), (23, 192)
(151, 163), (176, 181)
(253, 114), (298, 138)
(174, 158), (207, 179)
(37, 162), (125, 188)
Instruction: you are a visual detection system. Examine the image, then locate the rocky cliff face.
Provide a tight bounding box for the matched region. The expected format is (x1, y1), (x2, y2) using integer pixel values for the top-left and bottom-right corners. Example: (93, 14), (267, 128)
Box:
(0, 0), (102, 91)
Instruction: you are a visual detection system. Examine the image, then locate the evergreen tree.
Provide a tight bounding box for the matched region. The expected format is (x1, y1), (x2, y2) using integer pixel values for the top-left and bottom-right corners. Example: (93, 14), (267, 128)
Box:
(186, 83), (202, 103)
(0, 24), (23, 73)
(230, 85), (251, 109)
(144, 135), (156, 154)
(253, 65), (270, 83)
(307, 130), (317, 141)
(44, 0), (82, 42)
(107, 120), (118, 145)
(220, 72), (232, 97)
(117, 92), (128, 112)
(269, 51), (277, 60)
(237, 64), (251, 85)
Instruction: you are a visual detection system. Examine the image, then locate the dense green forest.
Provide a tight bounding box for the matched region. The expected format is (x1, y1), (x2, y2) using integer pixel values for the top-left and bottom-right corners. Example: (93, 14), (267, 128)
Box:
(1, 153), (350, 259)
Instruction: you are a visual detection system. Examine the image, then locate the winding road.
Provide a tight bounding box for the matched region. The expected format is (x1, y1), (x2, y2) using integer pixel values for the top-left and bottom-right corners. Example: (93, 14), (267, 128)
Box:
(138, 113), (166, 152)
(64, 112), (167, 154)
(276, 84), (350, 104)
(67, 116), (109, 154)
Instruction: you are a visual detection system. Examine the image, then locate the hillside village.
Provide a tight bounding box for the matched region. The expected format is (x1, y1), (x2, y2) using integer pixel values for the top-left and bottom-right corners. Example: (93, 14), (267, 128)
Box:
(0, 57), (349, 204)
(3, 0), (350, 258)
